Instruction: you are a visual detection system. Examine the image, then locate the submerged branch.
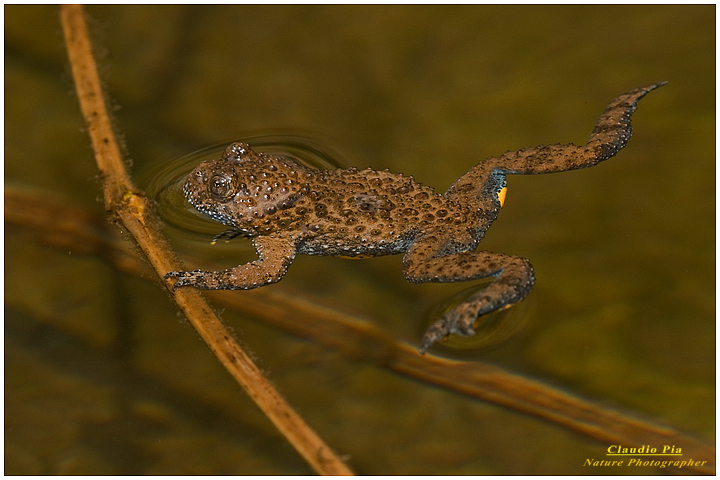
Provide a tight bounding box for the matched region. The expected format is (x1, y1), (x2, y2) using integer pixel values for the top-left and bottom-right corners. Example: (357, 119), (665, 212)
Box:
(59, 5), (353, 475)
(6, 185), (715, 475)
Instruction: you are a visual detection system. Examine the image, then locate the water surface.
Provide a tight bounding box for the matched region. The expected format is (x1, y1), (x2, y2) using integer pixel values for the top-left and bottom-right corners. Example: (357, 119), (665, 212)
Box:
(5, 4), (714, 475)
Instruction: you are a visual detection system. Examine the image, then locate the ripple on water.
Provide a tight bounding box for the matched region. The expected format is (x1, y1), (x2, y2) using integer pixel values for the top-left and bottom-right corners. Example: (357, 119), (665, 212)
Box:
(420, 282), (535, 358)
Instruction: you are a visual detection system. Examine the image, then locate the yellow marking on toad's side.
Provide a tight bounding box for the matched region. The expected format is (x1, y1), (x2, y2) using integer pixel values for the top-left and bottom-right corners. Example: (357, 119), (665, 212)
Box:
(497, 186), (507, 207)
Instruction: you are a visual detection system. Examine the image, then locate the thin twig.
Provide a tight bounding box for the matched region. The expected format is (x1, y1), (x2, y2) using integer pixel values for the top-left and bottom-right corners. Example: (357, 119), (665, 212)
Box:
(6, 185), (715, 475)
(59, 4), (353, 475)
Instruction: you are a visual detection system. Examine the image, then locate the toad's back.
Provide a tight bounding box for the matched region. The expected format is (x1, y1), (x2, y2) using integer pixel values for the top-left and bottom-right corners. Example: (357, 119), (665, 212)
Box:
(294, 167), (470, 256)
(182, 143), (467, 257)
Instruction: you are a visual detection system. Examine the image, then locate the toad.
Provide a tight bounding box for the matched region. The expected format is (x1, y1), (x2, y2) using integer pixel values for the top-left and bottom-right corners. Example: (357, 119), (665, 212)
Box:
(165, 83), (665, 353)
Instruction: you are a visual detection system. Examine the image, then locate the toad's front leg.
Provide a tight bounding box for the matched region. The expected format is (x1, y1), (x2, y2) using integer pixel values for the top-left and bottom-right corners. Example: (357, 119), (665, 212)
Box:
(403, 234), (535, 353)
(165, 235), (297, 290)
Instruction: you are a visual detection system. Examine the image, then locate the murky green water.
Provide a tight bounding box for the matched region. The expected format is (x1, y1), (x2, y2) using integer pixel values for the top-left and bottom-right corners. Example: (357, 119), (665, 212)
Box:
(5, 5), (714, 475)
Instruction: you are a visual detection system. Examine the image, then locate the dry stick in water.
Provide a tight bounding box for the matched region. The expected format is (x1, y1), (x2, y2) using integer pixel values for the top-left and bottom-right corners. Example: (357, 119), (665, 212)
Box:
(59, 4), (353, 476)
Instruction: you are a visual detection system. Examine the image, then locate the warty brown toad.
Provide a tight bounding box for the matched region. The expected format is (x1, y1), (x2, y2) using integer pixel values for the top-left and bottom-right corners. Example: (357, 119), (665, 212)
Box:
(165, 83), (665, 353)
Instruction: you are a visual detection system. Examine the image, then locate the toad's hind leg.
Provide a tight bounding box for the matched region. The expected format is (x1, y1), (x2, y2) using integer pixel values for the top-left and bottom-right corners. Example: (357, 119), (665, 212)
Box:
(496, 82), (666, 174)
(445, 83), (665, 207)
(403, 233), (535, 353)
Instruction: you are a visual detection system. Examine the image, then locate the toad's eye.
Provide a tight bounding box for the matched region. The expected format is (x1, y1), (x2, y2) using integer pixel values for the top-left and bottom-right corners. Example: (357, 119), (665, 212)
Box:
(209, 174), (234, 199)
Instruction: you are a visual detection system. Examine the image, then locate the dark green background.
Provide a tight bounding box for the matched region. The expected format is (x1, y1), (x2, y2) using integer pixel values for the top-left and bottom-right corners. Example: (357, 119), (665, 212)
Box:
(5, 5), (714, 475)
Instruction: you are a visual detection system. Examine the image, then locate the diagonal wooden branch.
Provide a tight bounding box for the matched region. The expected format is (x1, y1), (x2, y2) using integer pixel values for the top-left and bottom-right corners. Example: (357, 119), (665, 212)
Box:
(59, 4), (353, 476)
(6, 185), (715, 475)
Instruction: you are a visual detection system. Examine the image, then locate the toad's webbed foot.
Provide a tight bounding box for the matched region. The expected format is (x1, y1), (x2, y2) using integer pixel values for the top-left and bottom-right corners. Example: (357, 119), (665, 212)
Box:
(164, 269), (225, 290)
(403, 233), (535, 354)
(416, 254), (535, 353)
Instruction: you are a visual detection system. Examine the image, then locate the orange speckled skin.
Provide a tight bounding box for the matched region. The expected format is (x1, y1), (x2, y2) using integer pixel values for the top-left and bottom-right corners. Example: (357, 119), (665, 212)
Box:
(166, 83), (665, 353)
